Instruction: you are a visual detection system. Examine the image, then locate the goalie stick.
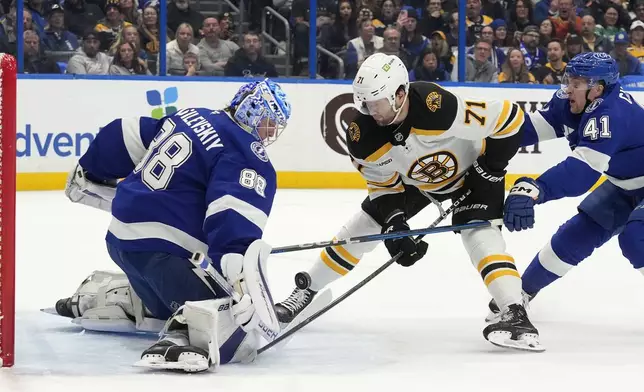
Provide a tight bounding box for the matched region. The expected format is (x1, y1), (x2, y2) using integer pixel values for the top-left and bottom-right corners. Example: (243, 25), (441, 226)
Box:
(257, 188), (478, 354)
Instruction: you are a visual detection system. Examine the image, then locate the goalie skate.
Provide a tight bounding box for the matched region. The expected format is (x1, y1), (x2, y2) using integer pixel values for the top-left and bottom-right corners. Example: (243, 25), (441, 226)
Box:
(135, 340), (210, 373)
(484, 304), (545, 353)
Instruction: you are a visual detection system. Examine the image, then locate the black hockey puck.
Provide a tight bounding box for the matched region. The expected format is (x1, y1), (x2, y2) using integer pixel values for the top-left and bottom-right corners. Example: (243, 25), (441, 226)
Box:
(295, 271), (312, 290)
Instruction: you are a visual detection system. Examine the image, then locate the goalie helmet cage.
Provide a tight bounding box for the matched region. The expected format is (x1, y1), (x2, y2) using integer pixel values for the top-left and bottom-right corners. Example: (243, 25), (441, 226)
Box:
(0, 53), (16, 368)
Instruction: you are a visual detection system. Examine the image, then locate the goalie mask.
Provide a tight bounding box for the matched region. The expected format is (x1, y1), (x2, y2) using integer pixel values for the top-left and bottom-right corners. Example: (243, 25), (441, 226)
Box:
(230, 79), (292, 145)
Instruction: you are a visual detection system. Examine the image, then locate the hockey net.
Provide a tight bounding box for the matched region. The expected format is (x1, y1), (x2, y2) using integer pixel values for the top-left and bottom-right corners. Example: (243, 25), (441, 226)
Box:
(0, 54), (16, 368)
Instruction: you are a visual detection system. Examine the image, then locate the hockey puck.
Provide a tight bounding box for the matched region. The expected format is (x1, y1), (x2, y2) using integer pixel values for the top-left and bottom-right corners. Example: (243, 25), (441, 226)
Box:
(295, 272), (312, 290)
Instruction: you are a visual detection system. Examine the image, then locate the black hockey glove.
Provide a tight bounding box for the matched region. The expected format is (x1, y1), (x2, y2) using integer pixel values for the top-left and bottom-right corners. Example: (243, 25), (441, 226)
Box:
(462, 156), (506, 194)
(382, 210), (429, 267)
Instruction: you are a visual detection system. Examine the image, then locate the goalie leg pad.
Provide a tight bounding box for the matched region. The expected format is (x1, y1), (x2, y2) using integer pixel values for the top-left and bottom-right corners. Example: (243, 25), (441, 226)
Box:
(68, 270), (165, 333)
(136, 298), (259, 372)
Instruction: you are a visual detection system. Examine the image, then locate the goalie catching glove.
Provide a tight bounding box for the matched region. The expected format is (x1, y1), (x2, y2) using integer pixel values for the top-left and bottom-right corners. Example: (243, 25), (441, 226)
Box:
(65, 163), (118, 212)
(382, 210), (428, 267)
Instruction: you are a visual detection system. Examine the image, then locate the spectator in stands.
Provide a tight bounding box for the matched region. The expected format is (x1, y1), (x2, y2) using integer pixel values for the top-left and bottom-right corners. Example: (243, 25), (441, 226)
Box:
(633, 1), (644, 23)
(357, 0), (378, 13)
(167, 0), (203, 37)
(498, 47), (536, 83)
(534, 0), (558, 25)
(43, 4), (80, 52)
(64, 0), (104, 39)
(23, 29), (60, 73)
(463, 39), (498, 82)
(521, 25), (547, 71)
(491, 18), (511, 46)
(320, 1), (357, 54)
(166, 22), (198, 75)
(374, 0), (398, 36)
(109, 25), (147, 65)
(465, 0), (493, 45)
(445, 10), (459, 47)
(612, 31), (644, 75)
(26, 0), (46, 32)
(0, 5), (33, 55)
(483, 0), (506, 21)
(481, 25), (505, 70)
(564, 33), (584, 60)
(66, 30), (111, 74)
(198, 17), (238, 76)
(595, 6), (626, 43)
(430, 30), (455, 73)
(119, 0), (139, 25)
(224, 31), (278, 77)
(628, 20), (644, 63)
(409, 49), (450, 81)
(539, 18), (555, 46)
(109, 41), (150, 74)
(400, 8), (429, 65)
(534, 38), (567, 84)
(550, 0), (581, 39)
(139, 5), (166, 56)
(420, 0), (445, 38)
(218, 12), (236, 44)
(508, 0), (535, 40)
(182, 51), (199, 76)
(377, 26), (410, 68)
(346, 18), (383, 78)
(95, 0), (132, 51)
(580, 15), (613, 53)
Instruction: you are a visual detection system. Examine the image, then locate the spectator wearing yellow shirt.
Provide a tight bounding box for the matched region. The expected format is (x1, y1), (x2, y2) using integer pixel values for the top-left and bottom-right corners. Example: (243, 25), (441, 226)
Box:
(94, 0), (132, 51)
(498, 47), (537, 83)
(628, 20), (644, 63)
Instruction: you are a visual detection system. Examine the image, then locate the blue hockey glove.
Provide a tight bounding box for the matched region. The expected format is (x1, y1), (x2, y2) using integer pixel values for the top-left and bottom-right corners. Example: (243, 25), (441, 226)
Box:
(503, 177), (544, 232)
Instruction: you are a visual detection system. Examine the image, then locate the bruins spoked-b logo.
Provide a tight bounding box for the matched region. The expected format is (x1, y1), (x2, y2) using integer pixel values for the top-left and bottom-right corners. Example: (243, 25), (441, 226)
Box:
(320, 93), (359, 156)
(408, 151), (457, 184)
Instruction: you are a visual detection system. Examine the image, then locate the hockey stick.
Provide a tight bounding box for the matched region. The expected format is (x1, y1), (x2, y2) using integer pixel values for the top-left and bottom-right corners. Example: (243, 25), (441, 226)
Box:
(257, 189), (477, 354)
(270, 219), (502, 255)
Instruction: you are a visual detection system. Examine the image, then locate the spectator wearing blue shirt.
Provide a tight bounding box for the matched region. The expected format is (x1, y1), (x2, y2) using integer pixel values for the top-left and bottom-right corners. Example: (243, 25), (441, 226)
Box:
(611, 31), (644, 75)
(43, 4), (79, 51)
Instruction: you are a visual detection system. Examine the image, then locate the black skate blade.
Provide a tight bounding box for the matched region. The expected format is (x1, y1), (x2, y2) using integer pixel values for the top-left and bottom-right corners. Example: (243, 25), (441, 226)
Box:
(487, 331), (545, 353)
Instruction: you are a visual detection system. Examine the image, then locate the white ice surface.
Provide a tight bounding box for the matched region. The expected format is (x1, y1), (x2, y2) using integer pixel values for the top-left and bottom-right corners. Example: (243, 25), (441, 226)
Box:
(2, 189), (644, 392)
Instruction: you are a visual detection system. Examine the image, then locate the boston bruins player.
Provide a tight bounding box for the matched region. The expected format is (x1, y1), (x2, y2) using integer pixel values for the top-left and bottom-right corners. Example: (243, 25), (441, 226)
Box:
(275, 53), (543, 351)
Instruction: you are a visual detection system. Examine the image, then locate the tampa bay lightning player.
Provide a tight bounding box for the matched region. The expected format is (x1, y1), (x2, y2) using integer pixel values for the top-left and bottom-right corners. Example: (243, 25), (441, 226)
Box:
(59, 79), (291, 372)
(489, 53), (644, 315)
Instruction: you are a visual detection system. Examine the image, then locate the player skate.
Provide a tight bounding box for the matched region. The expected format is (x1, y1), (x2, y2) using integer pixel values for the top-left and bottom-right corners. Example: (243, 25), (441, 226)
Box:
(485, 290), (535, 322)
(274, 287), (317, 325)
(484, 303), (543, 352)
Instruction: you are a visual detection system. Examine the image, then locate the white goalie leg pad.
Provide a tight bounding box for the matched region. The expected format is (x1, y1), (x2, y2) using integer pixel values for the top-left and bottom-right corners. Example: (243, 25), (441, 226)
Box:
(183, 298), (260, 366)
(65, 163), (116, 212)
(222, 239), (280, 334)
(72, 270), (164, 333)
(461, 224), (522, 309)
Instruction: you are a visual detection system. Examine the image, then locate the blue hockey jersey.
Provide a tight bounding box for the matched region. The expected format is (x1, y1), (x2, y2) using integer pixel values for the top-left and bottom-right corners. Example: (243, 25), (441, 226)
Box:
(520, 84), (644, 200)
(79, 108), (276, 271)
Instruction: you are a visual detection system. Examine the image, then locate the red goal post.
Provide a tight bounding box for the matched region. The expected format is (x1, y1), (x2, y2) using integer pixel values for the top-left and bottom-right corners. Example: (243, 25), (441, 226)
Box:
(0, 53), (17, 368)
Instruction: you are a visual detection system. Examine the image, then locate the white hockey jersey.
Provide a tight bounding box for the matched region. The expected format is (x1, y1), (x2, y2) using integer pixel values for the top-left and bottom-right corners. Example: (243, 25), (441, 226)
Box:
(347, 82), (525, 199)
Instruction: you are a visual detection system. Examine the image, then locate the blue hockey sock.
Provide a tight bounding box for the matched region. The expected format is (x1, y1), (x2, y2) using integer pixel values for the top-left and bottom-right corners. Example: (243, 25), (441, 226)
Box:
(522, 212), (613, 295)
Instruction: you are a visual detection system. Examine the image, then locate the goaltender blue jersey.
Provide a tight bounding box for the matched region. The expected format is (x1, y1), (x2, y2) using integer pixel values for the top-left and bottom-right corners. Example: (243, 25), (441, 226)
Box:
(78, 108), (276, 270)
(520, 84), (644, 200)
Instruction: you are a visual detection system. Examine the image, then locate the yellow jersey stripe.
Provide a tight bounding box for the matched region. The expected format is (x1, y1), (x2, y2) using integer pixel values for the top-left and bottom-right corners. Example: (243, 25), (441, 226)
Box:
(331, 237), (360, 265)
(484, 269), (521, 286)
(321, 250), (349, 276)
(495, 108), (524, 137)
(365, 143), (393, 162)
(477, 254), (515, 272)
(494, 100), (511, 133)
